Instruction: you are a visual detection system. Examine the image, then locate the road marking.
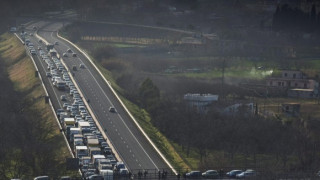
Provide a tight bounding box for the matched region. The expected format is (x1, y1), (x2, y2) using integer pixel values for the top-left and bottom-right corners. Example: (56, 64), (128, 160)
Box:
(51, 29), (160, 170)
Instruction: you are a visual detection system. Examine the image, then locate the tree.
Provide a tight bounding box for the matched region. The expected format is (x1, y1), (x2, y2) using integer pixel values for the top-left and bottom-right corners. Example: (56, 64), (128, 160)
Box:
(138, 78), (160, 109)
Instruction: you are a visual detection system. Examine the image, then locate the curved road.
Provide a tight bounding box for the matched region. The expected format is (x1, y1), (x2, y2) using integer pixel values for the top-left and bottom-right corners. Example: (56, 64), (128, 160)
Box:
(29, 21), (170, 173)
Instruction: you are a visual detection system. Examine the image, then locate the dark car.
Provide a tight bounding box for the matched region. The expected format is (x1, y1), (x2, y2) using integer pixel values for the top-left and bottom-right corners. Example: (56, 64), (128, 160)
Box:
(226, 170), (243, 178)
(186, 171), (202, 179)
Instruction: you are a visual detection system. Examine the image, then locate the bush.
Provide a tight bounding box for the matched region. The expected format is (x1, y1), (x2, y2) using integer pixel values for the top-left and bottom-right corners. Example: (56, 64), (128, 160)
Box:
(92, 45), (116, 61)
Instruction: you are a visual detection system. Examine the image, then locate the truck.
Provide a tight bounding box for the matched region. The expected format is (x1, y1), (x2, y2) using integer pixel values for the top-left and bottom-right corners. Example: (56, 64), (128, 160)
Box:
(92, 154), (106, 167)
(87, 138), (99, 148)
(100, 169), (113, 180)
(75, 146), (88, 158)
(89, 147), (102, 157)
(78, 121), (91, 134)
(69, 127), (81, 142)
(63, 118), (75, 127)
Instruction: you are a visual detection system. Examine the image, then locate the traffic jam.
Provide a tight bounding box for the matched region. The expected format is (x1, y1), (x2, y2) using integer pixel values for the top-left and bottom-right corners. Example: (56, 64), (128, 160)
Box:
(20, 30), (129, 179)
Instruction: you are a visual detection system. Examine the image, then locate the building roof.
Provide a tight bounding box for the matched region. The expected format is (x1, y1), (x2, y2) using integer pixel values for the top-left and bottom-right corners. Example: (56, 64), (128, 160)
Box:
(184, 93), (219, 101)
(289, 88), (314, 92)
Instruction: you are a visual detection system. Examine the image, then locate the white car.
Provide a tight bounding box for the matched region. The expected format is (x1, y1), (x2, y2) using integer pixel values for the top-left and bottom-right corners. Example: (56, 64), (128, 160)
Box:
(60, 95), (67, 101)
(236, 169), (256, 178)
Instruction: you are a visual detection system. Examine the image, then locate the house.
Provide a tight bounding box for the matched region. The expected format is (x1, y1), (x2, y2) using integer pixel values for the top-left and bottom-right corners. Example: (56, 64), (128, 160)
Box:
(266, 69), (319, 98)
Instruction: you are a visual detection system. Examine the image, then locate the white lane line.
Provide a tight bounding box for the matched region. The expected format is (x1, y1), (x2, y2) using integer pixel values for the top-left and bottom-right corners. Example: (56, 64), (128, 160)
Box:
(77, 56), (160, 169)
(52, 32), (159, 169)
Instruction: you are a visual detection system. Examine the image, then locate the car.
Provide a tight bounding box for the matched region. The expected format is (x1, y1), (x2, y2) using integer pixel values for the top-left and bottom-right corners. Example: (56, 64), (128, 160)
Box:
(34, 176), (49, 180)
(104, 147), (112, 155)
(38, 46), (42, 50)
(88, 174), (103, 180)
(67, 49), (73, 53)
(46, 72), (51, 77)
(202, 170), (219, 179)
(30, 49), (36, 55)
(115, 162), (125, 171)
(63, 53), (68, 57)
(56, 109), (65, 117)
(60, 176), (71, 180)
(72, 53), (77, 57)
(119, 168), (129, 176)
(236, 169), (256, 179)
(63, 103), (69, 109)
(226, 170), (243, 178)
(60, 95), (67, 101)
(79, 63), (85, 68)
(67, 105), (73, 112)
(72, 65), (77, 71)
(54, 41), (59, 45)
(100, 142), (109, 149)
(109, 107), (116, 113)
(186, 171), (202, 178)
(29, 33), (33, 36)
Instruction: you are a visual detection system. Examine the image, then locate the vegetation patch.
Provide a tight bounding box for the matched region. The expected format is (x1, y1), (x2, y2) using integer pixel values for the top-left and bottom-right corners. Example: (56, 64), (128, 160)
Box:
(0, 33), (78, 179)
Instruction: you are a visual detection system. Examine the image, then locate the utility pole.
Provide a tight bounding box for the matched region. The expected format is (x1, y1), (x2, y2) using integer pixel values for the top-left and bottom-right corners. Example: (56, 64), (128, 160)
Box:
(221, 59), (225, 100)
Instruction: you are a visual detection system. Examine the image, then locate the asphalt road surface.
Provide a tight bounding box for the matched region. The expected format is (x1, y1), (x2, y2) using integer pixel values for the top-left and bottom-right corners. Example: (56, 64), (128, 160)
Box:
(25, 20), (170, 173)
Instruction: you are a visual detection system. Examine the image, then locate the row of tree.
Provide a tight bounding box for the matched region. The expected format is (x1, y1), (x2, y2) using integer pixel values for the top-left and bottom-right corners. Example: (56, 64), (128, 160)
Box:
(134, 78), (320, 172)
(273, 4), (320, 33)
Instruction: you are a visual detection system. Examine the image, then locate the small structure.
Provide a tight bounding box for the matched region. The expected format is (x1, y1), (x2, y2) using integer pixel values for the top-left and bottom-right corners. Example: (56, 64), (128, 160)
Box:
(184, 93), (219, 113)
(288, 88), (315, 98)
(282, 103), (300, 116)
(223, 103), (255, 115)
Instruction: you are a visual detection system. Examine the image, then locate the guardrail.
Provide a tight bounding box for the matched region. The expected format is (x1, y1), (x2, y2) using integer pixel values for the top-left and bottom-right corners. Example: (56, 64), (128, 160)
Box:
(57, 31), (177, 175)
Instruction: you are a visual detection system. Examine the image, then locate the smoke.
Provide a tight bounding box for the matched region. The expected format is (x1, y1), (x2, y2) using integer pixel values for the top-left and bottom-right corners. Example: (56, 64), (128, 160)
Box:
(249, 68), (273, 77)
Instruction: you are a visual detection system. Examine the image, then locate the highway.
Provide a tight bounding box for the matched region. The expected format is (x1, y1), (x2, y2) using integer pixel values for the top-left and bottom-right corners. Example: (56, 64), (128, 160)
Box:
(25, 20), (171, 173)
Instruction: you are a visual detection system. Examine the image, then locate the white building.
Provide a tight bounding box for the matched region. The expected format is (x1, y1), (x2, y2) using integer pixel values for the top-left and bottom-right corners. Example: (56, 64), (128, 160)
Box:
(184, 93), (219, 113)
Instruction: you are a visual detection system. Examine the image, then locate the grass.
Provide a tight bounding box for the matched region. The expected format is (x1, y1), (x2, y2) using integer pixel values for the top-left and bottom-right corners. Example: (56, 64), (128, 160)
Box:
(170, 68), (272, 80)
(254, 96), (320, 119)
(0, 33), (78, 177)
